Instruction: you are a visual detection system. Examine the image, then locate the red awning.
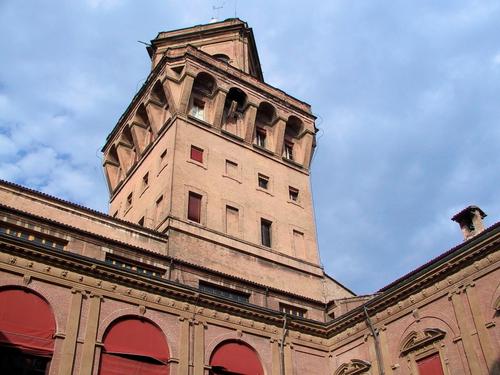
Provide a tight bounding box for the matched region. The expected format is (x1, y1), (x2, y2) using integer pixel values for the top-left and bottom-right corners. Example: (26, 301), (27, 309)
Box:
(210, 341), (264, 375)
(99, 317), (169, 375)
(0, 289), (56, 356)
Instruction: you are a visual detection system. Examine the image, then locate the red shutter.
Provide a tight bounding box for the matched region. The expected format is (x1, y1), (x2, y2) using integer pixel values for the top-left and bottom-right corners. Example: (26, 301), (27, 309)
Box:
(210, 341), (264, 375)
(0, 289), (55, 356)
(188, 193), (202, 222)
(190, 146), (203, 163)
(99, 318), (169, 375)
(416, 353), (444, 375)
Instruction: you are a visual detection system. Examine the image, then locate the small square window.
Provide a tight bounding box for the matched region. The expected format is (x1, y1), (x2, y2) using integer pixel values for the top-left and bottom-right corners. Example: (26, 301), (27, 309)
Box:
(225, 160), (238, 178)
(188, 192), (202, 223)
(258, 174), (269, 190)
(255, 128), (266, 148)
(190, 145), (204, 163)
(190, 99), (205, 120)
(261, 218), (272, 247)
(289, 187), (299, 202)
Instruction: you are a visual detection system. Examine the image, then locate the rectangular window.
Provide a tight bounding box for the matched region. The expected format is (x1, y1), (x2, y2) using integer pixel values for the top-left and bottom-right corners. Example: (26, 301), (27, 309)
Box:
(188, 192), (202, 223)
(159, 148), (168, 169)
(258, 174), (269, 190)
(255, 128), (266, 147)
(284, 141), (294, 160)
(289, 187), (299, 202)
(261, 218), (272, 247)
(293, 230), (306, 258)
(280, 303), (306, 318)
(155, 195), (164, 224)
(199, 281), (249, 303)
(416, 353), (444, 375)
(142, 172), (149, 189)
(126, 192), (133, 208)
(226, 206), (239, 236)
(190, 145), (204, 163)
(190, 99), (205, 120)
(225, 159), (238, 178)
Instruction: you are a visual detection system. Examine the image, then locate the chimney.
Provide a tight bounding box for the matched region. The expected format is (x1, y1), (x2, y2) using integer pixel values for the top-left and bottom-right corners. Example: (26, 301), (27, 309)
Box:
(451, 205), (487, 241)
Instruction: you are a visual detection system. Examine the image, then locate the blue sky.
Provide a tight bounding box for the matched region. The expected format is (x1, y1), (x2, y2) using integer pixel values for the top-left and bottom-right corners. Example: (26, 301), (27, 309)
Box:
(1, 1), (499, 295)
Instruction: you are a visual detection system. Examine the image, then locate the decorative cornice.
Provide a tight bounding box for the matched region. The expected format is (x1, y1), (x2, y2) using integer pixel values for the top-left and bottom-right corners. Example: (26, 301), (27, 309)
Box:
(334, 359), (371, 375)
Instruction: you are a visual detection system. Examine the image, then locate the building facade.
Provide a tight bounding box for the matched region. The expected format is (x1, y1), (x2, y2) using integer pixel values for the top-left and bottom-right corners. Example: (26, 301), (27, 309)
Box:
(0, 19), (498, 375)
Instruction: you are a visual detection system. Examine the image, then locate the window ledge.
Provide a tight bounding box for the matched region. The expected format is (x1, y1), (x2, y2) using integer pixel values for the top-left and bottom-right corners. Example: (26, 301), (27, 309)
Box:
(282, 156), (303, 168)
(187, 159), (208, 170)
(157, 162), (169, 176)
(140, 185), (150, 198)
(287, 199), (303, 208)
(222, 174), (242, 184)
(256, 187), (274, 196)
(188, 114), (212, 128)
(221, 129), (244, 142)
(253, 144), (275, 156)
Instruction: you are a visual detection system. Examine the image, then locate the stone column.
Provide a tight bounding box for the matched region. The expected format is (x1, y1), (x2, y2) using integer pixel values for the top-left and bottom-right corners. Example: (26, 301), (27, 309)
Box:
(464, 283), (497, 372)
(58, 289), (83, 375)
(273, 118), (286, 156)
(449, 289), (481, 374)
(178, 74), (195, 114)
(79, 293), (102, 375)
(244, 104), (258, 143)
(211, 90), (227, 129)
(301, 132), (314, 168)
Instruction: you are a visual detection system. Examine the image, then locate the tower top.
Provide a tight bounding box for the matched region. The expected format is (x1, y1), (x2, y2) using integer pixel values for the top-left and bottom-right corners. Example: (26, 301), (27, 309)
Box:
(149, 18), (264, 81)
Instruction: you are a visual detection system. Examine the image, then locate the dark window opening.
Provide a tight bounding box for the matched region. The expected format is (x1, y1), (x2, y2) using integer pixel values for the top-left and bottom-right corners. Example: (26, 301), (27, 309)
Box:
(284, 142), (294, 160)
(261, 219), (272, 247)
(280, 303), (306, 318)
(289, 187), (299, 202)
(258, 174), (269, 190)
(188, 192), (202, 223)
(199, 281), (249, 303)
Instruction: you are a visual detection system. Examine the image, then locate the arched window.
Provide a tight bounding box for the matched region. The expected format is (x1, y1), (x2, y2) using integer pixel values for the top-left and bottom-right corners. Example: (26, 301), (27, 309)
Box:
(0, 288), (56, 373)
(99, 317), (169, 375)
(223, 87), (247, 137)
(210, 340), (264, 375)
(283, 116), (303, 161)
(189, 72), (216, 121)
(254, 102), (276, 149)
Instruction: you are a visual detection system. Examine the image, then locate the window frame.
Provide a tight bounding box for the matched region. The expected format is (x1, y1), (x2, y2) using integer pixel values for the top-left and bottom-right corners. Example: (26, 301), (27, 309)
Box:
(260, 218), (272, 247)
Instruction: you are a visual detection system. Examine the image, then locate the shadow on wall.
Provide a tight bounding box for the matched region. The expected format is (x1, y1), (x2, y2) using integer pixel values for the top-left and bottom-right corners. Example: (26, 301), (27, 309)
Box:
(491, 358), (500, 375)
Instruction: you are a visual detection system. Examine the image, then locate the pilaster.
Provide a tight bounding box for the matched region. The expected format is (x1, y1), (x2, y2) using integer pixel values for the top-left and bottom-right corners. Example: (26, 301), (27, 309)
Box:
(244, 104), (258, 143)
(58, 288), (83, 375)
(449, 289), (481, 374)
(79, 293), (103, 375)
(178, 317), (190, 374)
(193, 320), (205, 375)
(271, 338), (281, 375)
(464, 283), (497, 372)
(274, 118), (286, 156)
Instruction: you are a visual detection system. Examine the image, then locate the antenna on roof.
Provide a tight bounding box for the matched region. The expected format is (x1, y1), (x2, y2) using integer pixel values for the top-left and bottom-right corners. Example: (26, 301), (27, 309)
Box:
(234, 0), (238, 18)
(210, 1), (225, 23)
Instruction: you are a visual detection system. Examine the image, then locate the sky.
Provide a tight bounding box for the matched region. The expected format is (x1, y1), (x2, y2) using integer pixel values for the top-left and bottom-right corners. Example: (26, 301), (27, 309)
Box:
(0, 0), (499, 295)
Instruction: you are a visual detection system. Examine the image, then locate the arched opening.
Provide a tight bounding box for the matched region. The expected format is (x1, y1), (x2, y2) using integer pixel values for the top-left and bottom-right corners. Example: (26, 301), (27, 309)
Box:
(135, 104), (151, 127)
(209, 340), (264, 375)
(223, 87), (247, 137)
(0, 288), (56, 374)
(283, 115), (303, 160)
(254, 102), (276, 148)
(99, 317), (169, 375)
(151, 81), (168, 108)
(189, 72), (216, 121)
